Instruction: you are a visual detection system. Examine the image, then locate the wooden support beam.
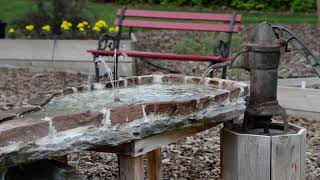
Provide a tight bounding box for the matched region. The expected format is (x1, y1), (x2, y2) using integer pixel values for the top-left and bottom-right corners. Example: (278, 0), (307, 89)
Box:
(147, 148), (162, 180)
(91, 122), (221, 157)
(118, 154), (144, 180)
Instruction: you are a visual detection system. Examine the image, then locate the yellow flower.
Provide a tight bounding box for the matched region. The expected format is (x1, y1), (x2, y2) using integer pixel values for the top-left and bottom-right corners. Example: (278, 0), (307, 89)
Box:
(108, 26), (119, 33)
(95, 20), (108, 28)
(82, 21), (88, 26)
(108, 27), (114, 33)
(79, 27), (85, 32)
(42, 25), (51, 32)
(61, 25), (70, 31)
(8, 28), (15, 33)
(92, 26), (101, 32)
(61, 20), (72, 31)
(25, 25), (34, 31)
(114, 26), (119, 32)
(77, 23), (85, 29)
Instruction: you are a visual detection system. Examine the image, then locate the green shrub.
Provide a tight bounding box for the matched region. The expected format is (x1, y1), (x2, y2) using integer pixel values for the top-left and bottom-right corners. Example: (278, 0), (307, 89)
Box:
(231, 0), (266, 10)
(291, 0), (316, 12)
(94, 0), (316, 12)
(12, 0), (90, 36)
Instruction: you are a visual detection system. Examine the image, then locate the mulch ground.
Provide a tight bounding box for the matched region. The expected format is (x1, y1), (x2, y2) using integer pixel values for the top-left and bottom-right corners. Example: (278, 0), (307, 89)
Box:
(0, 24), (319, 180)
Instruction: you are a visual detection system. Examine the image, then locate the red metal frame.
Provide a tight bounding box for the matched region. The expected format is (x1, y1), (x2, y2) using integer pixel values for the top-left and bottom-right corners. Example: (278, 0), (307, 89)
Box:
(88, 50), (230, 62)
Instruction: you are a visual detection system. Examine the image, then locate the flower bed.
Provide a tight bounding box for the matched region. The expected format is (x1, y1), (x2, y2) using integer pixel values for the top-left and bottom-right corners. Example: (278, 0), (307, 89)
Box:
(7, 19), (119, 39)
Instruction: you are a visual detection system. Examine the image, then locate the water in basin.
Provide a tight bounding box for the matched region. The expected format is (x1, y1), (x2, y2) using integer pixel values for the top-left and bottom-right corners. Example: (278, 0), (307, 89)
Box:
(25, 84), (222, 119)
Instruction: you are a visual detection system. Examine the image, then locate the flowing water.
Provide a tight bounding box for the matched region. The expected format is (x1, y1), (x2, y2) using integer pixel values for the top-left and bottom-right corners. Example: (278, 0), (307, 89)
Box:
(25, 84), (222, 119)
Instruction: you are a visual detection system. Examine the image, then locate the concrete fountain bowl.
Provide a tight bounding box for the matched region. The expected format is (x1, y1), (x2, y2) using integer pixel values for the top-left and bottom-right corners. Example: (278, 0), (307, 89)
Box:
(0, 74), (248, 167)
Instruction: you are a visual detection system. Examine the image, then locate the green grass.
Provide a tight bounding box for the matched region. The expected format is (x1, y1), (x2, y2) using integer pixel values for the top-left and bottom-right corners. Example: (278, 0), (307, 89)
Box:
(243, 13), (318, 24)
(0, 0), (35, 22)
(0, 1), (318, 25)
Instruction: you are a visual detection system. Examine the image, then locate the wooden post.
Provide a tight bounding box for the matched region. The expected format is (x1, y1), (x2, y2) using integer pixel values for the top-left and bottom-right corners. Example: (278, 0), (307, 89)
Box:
(147, 148), (162, 180)
(221, 124), (306, 180)
(118, 154), (145, 180)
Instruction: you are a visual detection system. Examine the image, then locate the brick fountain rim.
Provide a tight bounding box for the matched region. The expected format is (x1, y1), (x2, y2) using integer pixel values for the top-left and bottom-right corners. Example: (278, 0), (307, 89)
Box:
(0, 74), (248, 168)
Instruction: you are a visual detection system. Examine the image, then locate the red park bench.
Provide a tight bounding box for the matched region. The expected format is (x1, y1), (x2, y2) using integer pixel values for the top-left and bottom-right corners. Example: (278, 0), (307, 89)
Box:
(87, 7), (241, 82)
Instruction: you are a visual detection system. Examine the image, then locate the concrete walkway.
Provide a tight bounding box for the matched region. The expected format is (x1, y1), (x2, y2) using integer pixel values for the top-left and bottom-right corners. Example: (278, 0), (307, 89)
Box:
(0, 39), (137, 77)
(278, 86), (320, 120)
(278, 77), (320, 88)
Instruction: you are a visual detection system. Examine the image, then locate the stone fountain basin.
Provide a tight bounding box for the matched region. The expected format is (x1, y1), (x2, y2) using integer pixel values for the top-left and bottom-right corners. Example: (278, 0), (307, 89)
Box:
(0, 74), (248, 167)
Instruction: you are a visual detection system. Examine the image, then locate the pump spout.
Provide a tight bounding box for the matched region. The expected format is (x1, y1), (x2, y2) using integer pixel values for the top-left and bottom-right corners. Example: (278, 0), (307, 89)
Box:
(229, 50), (250, 71)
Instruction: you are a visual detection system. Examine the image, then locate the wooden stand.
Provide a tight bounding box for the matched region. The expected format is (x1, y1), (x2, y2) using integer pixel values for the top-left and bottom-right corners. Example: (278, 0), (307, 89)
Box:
(221, 123), (306, 180)
(118, 154), (145, 180)
(117, 148), (162, 180)
(147, 148), (162, 180)
(92, 124), (221, 180)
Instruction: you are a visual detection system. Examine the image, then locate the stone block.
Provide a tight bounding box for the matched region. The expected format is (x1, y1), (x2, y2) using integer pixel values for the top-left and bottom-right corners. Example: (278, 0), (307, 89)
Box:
(0, 119), (49, 146)
(214, 91), (229, 103)
(161, 74), (185, 84)
(175, 98), (197, 115)
(226, 86), (241, 101)
(196, 96), (212, 110)
(110, 105), (144, 125)
(0, 40), (54, 61)
(52, 111), (103, 132)
(140, 75), (153, 85)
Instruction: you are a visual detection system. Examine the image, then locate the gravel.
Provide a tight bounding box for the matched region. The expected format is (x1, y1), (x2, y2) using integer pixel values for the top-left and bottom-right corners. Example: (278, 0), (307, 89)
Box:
(0, 23), (319, 179)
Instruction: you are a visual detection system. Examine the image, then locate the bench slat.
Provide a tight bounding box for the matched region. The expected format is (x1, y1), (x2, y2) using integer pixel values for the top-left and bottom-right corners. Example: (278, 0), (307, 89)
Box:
(115, 19), (240, 33)
(88, 50), (230, 62)
(117, 9), (241, 22)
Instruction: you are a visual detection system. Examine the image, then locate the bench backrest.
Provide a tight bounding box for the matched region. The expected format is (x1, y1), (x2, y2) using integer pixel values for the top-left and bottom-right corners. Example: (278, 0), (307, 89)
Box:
(114, 9), (241, 33)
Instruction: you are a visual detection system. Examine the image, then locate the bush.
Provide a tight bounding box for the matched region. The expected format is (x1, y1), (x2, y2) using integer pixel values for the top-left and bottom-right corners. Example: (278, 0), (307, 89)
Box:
(94, 0), (316, 12)
(231, 0), (266, 10)
(12, 0), (90, 36)
(7, 19), (120, 39)
(7, 0), (121, 39)
(291, 0), (316, 12)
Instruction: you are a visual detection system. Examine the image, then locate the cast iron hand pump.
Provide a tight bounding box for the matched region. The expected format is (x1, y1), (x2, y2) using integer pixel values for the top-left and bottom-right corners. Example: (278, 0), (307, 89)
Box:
(205, 22), (320, 133)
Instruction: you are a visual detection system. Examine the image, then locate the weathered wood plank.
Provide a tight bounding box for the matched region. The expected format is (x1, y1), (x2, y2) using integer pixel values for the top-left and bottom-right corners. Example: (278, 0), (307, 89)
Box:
(118, 154), (144, 180)
(271, 134), (300, 180)
(132, 122), (220, 157)
(89, 143), (132, 154)
(271, 125), (306, 180)
(91, 122), (221, 156)
(147, 148), (162, 180)
(300, 128), (306, 180)
(221, 124), (306, 180)
(221, 128), (271, 180)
